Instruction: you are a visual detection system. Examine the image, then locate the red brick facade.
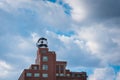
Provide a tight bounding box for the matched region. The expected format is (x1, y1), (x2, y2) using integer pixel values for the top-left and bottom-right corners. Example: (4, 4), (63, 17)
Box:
(18, 38), (87, 80)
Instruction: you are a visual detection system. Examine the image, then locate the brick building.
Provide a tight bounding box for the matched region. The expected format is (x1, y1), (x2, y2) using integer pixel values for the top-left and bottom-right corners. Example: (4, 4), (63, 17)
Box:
(18, 37), (87, 80)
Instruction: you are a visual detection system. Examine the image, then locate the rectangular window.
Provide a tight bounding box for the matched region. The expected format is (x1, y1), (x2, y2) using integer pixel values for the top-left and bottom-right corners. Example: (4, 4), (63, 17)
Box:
(42, 73), (48, 78)
(34, 73), (40, 77)
(60, 73), (64, 76)
(33, 66), (38, 70)
(77, 74), (81, 77)
(67, 74), (70, 76)
(56, 73), (59, 76)
(42, 56), (48, 62)
(72, 74), (75, 77)
(26, 72), (32, 77)
(41, 50), (46, 54)
(42, 64), (48, 70)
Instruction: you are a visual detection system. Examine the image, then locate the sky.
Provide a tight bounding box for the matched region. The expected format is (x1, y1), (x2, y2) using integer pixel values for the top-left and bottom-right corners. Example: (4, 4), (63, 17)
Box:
(0, 0), (120, 80)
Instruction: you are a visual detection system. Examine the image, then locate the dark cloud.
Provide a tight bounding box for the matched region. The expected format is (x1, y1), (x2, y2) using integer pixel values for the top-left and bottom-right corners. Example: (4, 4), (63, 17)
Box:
(84, 0), (120, 20)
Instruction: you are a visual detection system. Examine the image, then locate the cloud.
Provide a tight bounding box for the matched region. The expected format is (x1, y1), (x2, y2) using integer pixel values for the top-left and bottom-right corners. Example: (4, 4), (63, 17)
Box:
(0, 0), (120, 80)
(0, 33), (37, 64)
(116, 71), (120, 80)
(0, 59), (26, 80)
(63, 0), (120, 22)
(0, 33), (38, 80)
(45, 30), (103, 68)
(0, 60), (12, 77)
(89, 67), (115, 80)
(45, 18), (120, 68)
(74, 22), (120, 65)
(63, 0), (88, 22)
(31, 32), (40, 43)
(0, 0), (72, 32)
(86, 0), (120, 19)
(0, 0), (31, 12)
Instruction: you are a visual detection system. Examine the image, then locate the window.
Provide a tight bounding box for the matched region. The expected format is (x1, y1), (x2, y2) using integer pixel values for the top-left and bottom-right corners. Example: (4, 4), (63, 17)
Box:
(33, 66), (38, 70)
(42, 56), (48, 62)
(60, 66), (64, 70)
(26, 72), (32, 77)
(77, 74), (80, 77)
(42, 73), (48, 78)
(72, 74), (75, 77)
(60, 73), (64, 76)
(34, 73), (40, 77)
(56, 73), (59, 76)
(42, 64), (48, 70)
(41, 50), (46, 54)
(67, 74), (70, 76)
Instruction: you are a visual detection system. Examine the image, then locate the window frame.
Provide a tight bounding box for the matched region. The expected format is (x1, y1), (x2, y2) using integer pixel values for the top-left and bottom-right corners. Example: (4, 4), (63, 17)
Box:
(26, 72), (32, 77)
(60, 73), (64, 76)
(41, 50), (47, 54)
(33, 66), (38, 70)
(42, 73), (48, 78)
(42, 56), (48, 62)
(34, 73), (40, 77)
(42, 64), (48, 70)
(66, 74), (70, 77)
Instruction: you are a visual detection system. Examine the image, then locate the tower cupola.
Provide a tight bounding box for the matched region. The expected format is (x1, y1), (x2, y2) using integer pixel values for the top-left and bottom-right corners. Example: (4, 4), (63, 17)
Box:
(36, 37), (48, 48)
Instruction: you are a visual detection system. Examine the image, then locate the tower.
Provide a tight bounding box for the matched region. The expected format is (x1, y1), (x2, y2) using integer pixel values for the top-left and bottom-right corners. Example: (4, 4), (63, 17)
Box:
(36, 37), (56, 80)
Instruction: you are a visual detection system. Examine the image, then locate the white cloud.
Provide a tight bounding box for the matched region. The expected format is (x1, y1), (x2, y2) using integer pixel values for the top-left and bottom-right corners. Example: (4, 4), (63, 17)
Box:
(0, 0), (72, 30)
(7, 53), (34, 64)
(17, 37), (32, 50)
(74, 39), (86, 49)
(50, 21), (120, 67)
(9, 35), (35, 52)
(58, 35), (73, 44)
(116, 72), (120, 80)
(74, 23), (120, 65)
(31, 32), (40, 43)
(0, 33), (37, 63)
(75, 25), (103, 54)
(45, 30), (103, 67)
(0, 34), (37, 80)
(63, 0), (88, 22)
(0, 60), (12, 77)
(89, 67), (115, 80)
(0, 0), (31, 12)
